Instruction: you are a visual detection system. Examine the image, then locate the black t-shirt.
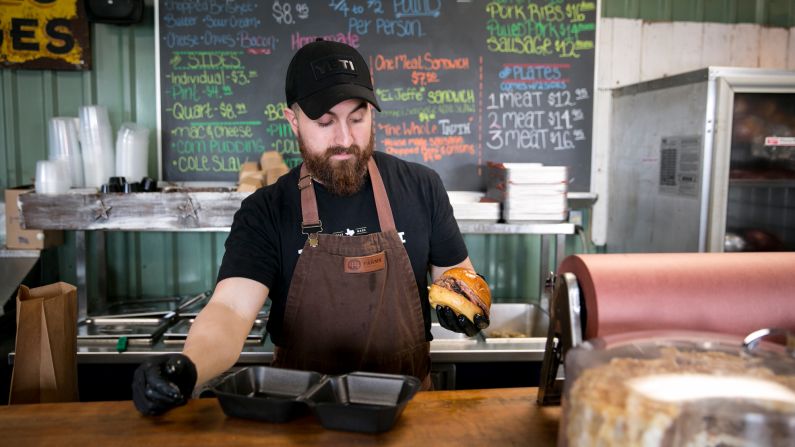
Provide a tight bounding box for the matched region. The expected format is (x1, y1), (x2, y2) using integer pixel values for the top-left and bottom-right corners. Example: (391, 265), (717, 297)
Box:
(217, 151), (468, 345)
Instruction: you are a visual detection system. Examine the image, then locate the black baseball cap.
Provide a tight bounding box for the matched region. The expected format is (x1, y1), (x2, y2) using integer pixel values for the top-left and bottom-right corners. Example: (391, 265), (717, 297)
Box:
(285, 39), (381, 120)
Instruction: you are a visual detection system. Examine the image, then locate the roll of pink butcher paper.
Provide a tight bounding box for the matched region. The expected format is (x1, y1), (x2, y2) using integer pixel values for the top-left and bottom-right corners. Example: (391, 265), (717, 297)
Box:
(558, 252), (795, 340)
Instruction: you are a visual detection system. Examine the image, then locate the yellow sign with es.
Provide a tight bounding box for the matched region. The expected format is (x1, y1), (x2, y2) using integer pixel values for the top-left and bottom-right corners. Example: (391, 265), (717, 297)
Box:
(0, 0), (90, 70)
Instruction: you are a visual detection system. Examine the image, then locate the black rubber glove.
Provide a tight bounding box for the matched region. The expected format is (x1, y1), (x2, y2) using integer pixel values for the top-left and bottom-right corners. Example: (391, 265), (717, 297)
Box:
(436, 305), (490, 337)
(132, 353), (197, 416)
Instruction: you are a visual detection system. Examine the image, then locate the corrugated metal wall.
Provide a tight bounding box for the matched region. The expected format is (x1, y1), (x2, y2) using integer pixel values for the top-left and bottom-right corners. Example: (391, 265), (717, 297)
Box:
(603, 0), (795, 27)
(2, 5), (592, 309)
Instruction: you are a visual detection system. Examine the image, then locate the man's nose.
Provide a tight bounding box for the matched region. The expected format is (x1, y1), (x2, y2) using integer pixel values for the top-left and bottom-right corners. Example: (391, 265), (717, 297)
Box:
(333, 121), (353, 147)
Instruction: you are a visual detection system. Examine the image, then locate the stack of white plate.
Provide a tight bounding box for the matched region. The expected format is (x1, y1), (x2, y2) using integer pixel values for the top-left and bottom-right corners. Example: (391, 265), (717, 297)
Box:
(486, 163), (568, 222)
(447, 191), (500, 222)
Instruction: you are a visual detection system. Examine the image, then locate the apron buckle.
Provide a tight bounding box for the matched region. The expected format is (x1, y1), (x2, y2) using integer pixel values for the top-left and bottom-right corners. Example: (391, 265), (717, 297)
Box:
(302, 221), (323, 248)
(301, 221), (323, 234)
(298, 174), (313, 190)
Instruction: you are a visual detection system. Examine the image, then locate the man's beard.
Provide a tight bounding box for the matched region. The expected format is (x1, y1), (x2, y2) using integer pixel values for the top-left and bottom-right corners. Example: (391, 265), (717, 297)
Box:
(299, 132), (374, 196)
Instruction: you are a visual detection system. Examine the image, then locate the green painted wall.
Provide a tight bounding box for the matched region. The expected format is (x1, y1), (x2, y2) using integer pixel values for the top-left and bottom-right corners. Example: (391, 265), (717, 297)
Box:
(603, 0), (795, 27)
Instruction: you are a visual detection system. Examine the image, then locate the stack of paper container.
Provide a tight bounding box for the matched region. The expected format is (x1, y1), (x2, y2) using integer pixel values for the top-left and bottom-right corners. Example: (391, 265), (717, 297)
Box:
(486, 163), (568, 222)
(447, 191), (500, 223)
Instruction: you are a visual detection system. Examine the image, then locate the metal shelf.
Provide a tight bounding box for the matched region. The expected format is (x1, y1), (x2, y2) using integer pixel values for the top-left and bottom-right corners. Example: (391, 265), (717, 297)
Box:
(458, 222), (575, 235)
(18, 189), (245, 231)
(20, 190), (581, 236)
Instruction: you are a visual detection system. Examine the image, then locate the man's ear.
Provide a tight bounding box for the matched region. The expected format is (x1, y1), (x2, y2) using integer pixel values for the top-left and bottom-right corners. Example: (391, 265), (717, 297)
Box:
(283, 106), (299, 136)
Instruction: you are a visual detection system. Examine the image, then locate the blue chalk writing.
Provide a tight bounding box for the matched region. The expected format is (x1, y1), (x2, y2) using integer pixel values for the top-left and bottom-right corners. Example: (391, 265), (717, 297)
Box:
(393, 0), (441, 18)
(163, 14), (197, 27)
(376, 18), (424, 37)
(203, 14), (261, 29)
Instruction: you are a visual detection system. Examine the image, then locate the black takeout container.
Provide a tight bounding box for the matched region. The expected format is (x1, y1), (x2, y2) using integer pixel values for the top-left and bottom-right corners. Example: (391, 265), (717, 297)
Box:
(301, 371), (421, 433)
(212, 366), (322, 422)
(212, 367), (421, 433)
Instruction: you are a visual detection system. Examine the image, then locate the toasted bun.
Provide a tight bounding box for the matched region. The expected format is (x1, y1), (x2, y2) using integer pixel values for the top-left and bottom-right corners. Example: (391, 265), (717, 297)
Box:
(441, 268), (492, 309)
(429, 284), (483, 322)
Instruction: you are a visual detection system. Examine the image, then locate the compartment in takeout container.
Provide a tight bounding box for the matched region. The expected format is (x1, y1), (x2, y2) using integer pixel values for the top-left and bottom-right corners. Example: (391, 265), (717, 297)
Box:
(212, 366), (323, 422)
(482, 303), (549, 343)
(301, 371), (421, 433)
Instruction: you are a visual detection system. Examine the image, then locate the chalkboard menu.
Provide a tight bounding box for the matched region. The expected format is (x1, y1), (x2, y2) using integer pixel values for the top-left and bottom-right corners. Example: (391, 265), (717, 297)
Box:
(157, 0), (596, 191)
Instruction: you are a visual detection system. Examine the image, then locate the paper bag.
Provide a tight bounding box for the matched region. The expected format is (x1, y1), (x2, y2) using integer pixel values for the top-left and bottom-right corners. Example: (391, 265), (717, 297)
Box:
(9, 282), (79, 404)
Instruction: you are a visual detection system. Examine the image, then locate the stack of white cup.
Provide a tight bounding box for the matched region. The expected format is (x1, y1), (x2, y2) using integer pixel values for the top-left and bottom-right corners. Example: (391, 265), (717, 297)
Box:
(47, 117), (84, 187)
(79, 105), (115, 188)
(35, 160), (71, 194)
(115, 122), (150, 182)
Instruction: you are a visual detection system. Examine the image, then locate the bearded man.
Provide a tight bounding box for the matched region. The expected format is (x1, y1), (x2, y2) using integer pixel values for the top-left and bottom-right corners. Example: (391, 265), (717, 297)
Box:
(132, 40), (490, 416)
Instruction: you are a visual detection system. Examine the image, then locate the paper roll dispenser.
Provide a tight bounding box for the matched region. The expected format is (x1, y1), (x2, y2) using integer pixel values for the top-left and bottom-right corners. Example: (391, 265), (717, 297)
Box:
(538, 252), (795, 405)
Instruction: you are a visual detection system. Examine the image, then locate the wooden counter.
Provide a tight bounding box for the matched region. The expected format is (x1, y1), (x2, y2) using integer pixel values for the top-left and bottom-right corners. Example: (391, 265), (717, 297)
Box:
(0, 387), (560, 446)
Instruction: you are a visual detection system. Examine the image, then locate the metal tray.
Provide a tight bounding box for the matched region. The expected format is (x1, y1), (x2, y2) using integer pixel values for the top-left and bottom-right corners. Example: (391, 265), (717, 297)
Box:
(301, 371), (421, 433)
(212, 366), (323, 423)
(77, 317), (172, 345)
(163, 317), (267, 344)
(430, 322), (481, 343)
(482, 303), (549, 343)
(173, 291), (213, 317)
(91, 291), (212, 318)
(91, 299), (181, 318)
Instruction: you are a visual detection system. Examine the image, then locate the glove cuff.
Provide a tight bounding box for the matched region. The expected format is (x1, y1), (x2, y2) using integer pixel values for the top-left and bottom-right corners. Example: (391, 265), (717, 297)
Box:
(167, 353), (198, 400)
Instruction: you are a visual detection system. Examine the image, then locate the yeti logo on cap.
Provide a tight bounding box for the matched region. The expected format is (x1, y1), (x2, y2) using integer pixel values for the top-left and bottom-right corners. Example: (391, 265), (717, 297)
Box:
(311, 55), (356, 80)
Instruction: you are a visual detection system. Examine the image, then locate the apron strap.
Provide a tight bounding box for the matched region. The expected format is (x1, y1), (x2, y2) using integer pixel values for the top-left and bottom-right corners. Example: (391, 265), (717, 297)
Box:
(298, 164), (322, 234)
(368, 157), (396, 232)
(298, 157), (397, 234)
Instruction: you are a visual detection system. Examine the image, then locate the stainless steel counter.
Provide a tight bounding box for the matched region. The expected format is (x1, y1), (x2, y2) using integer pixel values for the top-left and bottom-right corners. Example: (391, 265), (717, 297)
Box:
(66, 303), (549, 365)
(68, 336), (547, 364)
(8, 302), (548, 367)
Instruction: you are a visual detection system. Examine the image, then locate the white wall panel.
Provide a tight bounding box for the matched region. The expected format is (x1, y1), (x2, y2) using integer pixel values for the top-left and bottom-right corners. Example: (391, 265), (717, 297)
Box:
(640, 22), (673, 80)
(729, 24), (761, 67)
(701, 23), (734, 67)
(590, 18), (614, 245)
(759, 27), (789, 69)
(788, 27), (795, 69)
(671, 22), (705, 73)
(597, 19), (614, 87)
(610, 18), (643, 86)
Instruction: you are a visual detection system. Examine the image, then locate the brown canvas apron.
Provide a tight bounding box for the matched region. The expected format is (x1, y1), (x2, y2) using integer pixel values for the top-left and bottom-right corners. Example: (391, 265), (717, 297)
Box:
(272, 157), (432, 390)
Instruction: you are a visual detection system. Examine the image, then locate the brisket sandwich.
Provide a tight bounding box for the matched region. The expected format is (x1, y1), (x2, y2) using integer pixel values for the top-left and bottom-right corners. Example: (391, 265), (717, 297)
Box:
(429, 268), (491, 321)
